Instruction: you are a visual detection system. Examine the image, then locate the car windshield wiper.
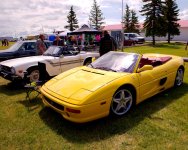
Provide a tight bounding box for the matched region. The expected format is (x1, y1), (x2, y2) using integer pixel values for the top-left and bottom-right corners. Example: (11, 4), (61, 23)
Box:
(94, 66), (117, 72)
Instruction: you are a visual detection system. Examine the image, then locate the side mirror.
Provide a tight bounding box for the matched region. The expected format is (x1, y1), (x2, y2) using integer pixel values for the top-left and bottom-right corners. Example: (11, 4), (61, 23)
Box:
(60, 54), (64, 58)
(137, 65), (153, 73)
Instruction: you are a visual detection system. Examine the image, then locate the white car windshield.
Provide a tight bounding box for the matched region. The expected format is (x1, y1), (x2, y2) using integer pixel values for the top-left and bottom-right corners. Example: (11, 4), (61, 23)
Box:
(6, 41), (23, 52)
(89, 51), (139, 73)
(43, 46), (62, 56)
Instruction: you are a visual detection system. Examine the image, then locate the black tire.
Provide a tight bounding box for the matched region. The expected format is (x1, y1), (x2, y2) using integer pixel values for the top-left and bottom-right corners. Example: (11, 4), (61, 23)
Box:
(110, 87), (133, 116)
(174, 67), (184, 87)
(84, 58), (92, 66)
(27, 67), (39, 83)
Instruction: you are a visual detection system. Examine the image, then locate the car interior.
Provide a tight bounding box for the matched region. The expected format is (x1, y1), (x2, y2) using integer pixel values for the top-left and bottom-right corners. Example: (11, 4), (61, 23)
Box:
(139, 56), (172, 68)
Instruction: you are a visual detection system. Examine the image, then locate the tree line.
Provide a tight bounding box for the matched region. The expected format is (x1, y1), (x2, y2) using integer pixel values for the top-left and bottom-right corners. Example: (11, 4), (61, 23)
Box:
(64, 0), (180, 45)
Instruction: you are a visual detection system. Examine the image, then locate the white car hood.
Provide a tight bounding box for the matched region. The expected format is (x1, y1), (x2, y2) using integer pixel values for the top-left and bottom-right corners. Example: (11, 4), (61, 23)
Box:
(0, 56), (53, 67)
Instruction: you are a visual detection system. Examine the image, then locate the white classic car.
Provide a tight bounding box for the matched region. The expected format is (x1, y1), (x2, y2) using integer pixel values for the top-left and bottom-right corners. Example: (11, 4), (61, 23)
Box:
(0, 46), (99, 82)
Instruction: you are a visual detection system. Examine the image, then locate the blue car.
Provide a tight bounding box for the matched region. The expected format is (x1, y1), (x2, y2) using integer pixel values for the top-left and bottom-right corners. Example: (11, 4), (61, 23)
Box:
(0, 40), (52, 61)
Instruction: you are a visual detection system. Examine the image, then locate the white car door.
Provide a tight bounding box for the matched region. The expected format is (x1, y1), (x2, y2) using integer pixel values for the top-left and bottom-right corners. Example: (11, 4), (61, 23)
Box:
(59, 50), (82, 72)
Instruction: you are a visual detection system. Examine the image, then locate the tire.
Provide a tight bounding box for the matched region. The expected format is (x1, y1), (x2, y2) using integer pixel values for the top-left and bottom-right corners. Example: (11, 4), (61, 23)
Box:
(28, 68), (39, 83)
(84, 58), (92, 66)
(174, 67), (184, 87)
(111, 87), (133, 116)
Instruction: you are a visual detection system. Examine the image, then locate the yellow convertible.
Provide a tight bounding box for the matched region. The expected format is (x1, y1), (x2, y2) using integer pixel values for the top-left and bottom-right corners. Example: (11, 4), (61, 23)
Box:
(41, 51), (185, 123)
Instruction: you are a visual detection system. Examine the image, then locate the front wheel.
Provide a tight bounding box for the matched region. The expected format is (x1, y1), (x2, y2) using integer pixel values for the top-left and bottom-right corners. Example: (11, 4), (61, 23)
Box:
(84, 59), (92, 66)
(111, 88), (133, 116)
(174, 67), (184, 87)
(28, 68), (39, 83)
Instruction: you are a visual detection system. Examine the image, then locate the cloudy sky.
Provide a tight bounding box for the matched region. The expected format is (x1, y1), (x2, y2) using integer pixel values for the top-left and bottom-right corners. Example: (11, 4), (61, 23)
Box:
(0, 0), (187, 37)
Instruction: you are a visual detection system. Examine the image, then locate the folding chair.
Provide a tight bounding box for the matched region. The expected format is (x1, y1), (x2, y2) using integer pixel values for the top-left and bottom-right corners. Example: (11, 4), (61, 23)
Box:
(24, 62), (49, 102)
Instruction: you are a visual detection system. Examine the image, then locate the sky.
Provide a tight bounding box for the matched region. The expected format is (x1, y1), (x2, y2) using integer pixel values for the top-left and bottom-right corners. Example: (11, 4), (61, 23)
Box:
(0, 0), (188, 37)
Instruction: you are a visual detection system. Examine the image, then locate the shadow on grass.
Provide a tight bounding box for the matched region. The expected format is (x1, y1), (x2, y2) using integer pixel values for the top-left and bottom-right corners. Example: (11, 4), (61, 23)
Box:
(39, 83), (188, 144)
(0, 81), (25, 96)
(18, 97), (43, 111)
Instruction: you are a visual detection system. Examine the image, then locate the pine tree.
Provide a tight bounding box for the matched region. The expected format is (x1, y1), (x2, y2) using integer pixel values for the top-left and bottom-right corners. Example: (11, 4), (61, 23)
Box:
(164, 0), (180, 43)
(124, 4), (131, 32)
(130, 10), (140, 33)
(89, 0), (105, 30)
(123, 4), (140, 33)
(140, 0), (166, 45)
(64, 6), (79, 31)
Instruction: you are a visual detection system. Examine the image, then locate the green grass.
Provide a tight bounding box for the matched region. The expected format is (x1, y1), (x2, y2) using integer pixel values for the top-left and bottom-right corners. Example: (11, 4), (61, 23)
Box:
(0, 42), (188, 149)
(123, 42), (188, 57)
(0, 42), (15, 50)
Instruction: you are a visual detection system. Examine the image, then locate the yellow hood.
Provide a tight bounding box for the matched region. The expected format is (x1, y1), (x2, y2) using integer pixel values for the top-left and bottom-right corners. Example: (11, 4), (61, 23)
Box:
(45, 67), (126, 99)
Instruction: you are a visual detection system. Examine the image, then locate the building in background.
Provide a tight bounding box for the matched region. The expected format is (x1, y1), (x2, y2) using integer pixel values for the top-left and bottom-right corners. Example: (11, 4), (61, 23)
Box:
(103, 20), (188, 42)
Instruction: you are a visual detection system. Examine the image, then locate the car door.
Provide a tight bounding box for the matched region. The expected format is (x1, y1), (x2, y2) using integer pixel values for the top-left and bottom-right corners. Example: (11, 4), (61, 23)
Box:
(59, 49), (82, 72)
(18, 42), (36, 57)
(137, 65), (167, 102)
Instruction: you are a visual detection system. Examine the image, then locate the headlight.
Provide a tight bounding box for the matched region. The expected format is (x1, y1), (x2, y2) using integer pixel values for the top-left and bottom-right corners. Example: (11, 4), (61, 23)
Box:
(11, 67), (16, 74)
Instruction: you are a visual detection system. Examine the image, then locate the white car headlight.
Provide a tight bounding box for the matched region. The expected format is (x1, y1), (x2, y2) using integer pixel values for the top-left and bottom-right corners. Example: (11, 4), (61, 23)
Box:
(11, 67), (16, 74)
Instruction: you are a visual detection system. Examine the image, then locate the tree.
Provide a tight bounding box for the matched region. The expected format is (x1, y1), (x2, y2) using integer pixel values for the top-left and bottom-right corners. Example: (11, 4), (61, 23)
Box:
(64, 6), (79, 31)
(89, 0), (105, 30)
(140, 0), (166, 45)
(124, 4), (131, 32)
(123, 4), (140, 33)
(130, 10), (140, 33)
(163, 0), (180, 43)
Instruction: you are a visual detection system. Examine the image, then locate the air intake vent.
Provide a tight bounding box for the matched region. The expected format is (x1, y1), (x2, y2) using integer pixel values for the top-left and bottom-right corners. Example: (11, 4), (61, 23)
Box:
(82, 69), (104, 75)
(44, 96), (64, 111)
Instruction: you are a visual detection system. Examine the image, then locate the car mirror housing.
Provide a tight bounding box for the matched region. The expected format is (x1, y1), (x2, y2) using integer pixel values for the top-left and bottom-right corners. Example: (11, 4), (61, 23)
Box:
(137, 65), (153, 73)
(60, 54), (64, 58)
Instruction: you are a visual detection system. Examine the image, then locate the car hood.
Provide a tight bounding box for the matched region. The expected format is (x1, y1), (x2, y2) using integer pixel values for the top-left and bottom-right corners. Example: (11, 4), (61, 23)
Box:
(0, 49), (15, 56)
(44, 67), (127, 100)
(0, 55), (53, 67)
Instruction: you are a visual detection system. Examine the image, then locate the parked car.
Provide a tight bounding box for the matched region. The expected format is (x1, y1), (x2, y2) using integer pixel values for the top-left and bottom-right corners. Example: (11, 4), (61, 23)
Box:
(124, 35), (135, 46)
(124, 33), (145, 44)
(0, 40), (52, 61)
(41, 51), (184, 123)
(0, 46), (99, 83)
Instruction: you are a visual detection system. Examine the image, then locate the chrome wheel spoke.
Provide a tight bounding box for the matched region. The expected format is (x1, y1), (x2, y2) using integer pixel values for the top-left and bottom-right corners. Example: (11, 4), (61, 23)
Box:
(113, 98), (121, 104)
(111, 89), (133, 116)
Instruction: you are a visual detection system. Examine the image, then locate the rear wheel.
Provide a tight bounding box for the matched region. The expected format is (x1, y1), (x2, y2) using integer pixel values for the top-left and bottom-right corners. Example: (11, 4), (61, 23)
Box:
(174, 67), (184, 87)
(111, 88), (133, 116)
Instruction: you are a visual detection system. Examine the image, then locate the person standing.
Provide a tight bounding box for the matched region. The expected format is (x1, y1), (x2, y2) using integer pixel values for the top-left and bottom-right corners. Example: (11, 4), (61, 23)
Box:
(52, 36), (64, 46)
(99, 30), (117, 56)
(36, 34), (47, 55)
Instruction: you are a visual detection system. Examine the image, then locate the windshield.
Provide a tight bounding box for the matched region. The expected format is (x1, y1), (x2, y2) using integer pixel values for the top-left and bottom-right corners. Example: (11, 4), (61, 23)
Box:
(6, 41), (23, 52)
(43, 46), (62, 56)
(89, 52), (139, 73)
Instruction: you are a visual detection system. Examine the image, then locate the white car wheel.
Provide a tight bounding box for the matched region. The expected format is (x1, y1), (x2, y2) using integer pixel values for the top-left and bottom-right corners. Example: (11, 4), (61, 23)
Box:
(174, 68), (184, 87)
(29, 69), (39, 82)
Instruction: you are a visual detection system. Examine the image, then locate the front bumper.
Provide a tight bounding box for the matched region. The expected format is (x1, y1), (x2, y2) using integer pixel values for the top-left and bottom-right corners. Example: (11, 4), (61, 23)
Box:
(41, 87), (110, 123)
(0, 71), (22, 81)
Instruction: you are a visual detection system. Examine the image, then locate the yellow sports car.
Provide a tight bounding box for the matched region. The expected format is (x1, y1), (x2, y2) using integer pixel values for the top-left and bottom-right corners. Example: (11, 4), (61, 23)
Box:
(41, 51), (185, 123)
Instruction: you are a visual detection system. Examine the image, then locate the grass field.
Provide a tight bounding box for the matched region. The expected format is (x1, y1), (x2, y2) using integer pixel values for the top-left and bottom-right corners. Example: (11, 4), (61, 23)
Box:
(0, 42), (15, 50)
(0, 42), (188, 149)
